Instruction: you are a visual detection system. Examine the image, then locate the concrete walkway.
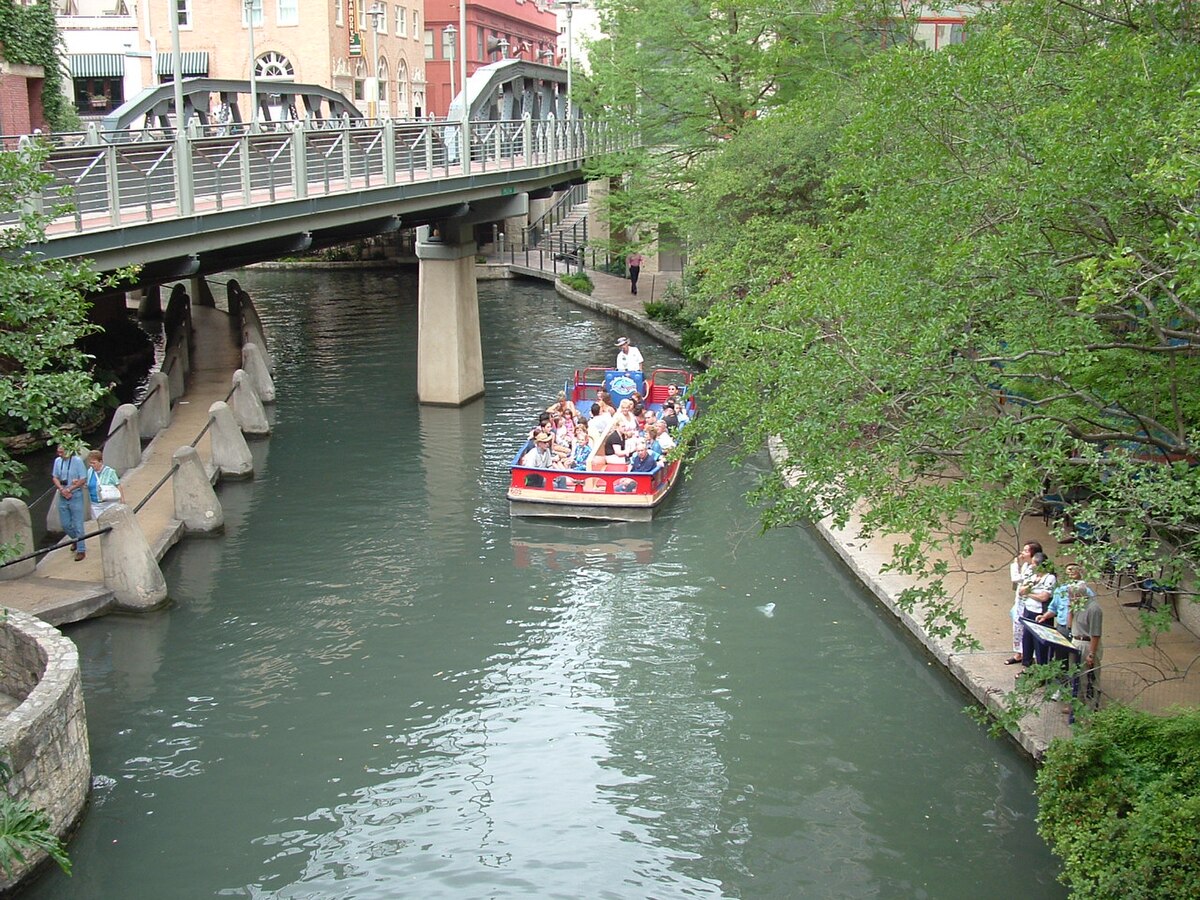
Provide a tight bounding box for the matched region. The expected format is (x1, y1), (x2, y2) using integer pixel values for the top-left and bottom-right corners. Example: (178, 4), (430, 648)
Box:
(529, 253), (1200, 759)
(1, 304), (243, 626)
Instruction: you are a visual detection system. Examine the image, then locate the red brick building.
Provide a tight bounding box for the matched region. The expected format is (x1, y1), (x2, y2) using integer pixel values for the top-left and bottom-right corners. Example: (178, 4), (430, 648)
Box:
(0, 50), (46, 139)
(424, 0), (558, 116)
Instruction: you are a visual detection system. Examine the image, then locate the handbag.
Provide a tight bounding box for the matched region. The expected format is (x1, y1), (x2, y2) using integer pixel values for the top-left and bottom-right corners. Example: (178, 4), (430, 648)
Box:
(99, 484), (121, 502)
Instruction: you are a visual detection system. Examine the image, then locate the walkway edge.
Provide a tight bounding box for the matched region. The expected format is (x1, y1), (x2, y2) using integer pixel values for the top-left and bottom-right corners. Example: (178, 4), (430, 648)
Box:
(548, 271), (1055, 761)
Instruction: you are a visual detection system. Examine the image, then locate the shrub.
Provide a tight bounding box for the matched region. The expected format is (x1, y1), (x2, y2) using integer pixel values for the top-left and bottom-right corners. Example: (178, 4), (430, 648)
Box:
(560, 272), (594, 294)
(1037, 705), (1200, 898)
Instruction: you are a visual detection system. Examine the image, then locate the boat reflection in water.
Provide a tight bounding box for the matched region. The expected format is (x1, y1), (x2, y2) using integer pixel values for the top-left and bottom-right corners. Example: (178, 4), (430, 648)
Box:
(510, 532), (655, 571)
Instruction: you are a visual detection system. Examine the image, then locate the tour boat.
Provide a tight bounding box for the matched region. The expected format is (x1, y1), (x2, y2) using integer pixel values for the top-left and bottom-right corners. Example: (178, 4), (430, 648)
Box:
(507, 365), (696, 522)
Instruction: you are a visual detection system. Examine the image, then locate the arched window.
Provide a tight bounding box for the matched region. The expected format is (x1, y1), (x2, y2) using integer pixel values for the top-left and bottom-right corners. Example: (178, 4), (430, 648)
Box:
(377, 57), (390, 106)
(255, 51), (295, 81)
(396, 59), (410, 118)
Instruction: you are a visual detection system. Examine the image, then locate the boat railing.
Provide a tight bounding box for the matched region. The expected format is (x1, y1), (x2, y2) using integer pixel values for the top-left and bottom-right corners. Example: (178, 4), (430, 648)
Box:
(509, 443), (671, 497)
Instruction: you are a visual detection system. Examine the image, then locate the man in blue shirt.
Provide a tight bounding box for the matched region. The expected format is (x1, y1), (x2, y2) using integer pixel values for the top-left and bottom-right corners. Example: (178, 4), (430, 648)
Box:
(52, 445), (88, 560)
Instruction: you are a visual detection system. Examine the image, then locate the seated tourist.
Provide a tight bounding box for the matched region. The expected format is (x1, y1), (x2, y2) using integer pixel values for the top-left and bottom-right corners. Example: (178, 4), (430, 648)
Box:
(570, 425), (593, 470)
(603, 423), (637, 465)
(521, 431), (559, 469)
(588, 402), (613, 443)
(650, 423), (675, 456)
(629, 439), (659, 473)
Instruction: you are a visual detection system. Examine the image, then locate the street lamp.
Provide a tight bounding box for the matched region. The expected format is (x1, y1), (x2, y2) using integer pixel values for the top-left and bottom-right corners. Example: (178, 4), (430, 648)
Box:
(367, 3), (385, 119)
(556, 0), (580, 120)
(243, 0), (259, 128)
(444, 23), (457, 116)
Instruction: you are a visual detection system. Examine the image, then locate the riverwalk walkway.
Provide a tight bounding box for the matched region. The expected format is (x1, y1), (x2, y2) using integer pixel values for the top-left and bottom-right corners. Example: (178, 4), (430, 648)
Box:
(1, 303), (244, 625)
(533, 254), (1200, 758)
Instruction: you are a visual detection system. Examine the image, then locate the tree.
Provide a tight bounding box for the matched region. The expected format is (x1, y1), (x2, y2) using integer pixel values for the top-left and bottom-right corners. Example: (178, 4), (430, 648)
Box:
(0, 143), (110, 499)
(682, 0), (1200, 643)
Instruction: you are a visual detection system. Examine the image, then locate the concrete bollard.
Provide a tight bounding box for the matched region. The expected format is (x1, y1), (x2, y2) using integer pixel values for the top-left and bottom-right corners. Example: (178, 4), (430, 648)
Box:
(208, 402), (254, 478)
(164, 344), (185, 402)
(171, 446), (223, 533)
(137, 284), (162, 319)
(230, 370), (270, 436)
(140, 372), (171, 439)
(0, 498), (36, 579)
(241, 319), (275, 373)
(103, 404), (142, 475)
(226, 279), (243, 318)
(97, 504), (167, 611)
(241, 343), (276, 403)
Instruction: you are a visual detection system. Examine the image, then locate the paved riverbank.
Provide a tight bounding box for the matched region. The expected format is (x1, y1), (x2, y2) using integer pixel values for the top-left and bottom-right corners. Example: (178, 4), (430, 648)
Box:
(537, 258), (1200, 760)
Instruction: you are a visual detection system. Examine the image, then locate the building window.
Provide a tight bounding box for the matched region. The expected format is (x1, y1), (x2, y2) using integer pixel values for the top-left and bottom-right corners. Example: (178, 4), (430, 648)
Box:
(175, 0), (190, 28)
(73, 78), (125, 115)
(335, 0), (344, 26)
(378, 5), (388, 34)
(441, 27), (456, 60)
(358, 3), (366, 31)
(396, 5), (406, 37)
(278, 0), (298, 26)
(412, 9), (419, 38)
(424, 29), (434, 60)
(242, 0), (263, 27)
(255, 51), (295, 80)
(378, 59), (389, 101)
(477, 26), (484, 61)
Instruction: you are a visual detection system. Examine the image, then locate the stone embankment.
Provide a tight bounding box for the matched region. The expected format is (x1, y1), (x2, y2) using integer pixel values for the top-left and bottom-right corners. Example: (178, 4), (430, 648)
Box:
(536, 259), (1200, 760)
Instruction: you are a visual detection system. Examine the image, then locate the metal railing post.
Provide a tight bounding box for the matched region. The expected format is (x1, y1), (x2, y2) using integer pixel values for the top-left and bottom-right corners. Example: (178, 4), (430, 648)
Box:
(105, 144), (121, 227)
(383, 118), (396, 186)
(240, 133), (252, 205)
(523, 114), (532, 166)
(290, 121), (309, 200)
(461, 120), (471, 174)
(174, 129), (195, 217)
(424, 124), (434, 175)
(341, 113), (353, 188)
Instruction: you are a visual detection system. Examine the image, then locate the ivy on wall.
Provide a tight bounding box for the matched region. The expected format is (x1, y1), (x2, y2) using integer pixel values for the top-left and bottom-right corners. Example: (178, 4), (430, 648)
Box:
(0, 0), (79, 131)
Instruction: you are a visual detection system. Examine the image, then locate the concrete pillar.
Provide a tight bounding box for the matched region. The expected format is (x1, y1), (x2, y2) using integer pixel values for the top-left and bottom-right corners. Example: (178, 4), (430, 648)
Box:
(97, 504), (167, 611)
(230, 370), (270, 436)
(241, 343), (276, 403)
(208, 401), (253, 478)
(191, 276), (216, 307)
(171, 446), (223, 533)
(0, 498), (35, 579)
(137, 284), (162, 319)
(139, 372), (171, 439)
(103, 404), (142, 475)
(415, 224), (485, 406)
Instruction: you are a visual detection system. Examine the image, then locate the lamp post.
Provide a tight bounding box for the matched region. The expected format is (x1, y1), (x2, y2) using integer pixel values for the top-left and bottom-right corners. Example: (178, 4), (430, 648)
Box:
(243, 0), (259, 129)
(444, 23), (456, 116)
(367, 2), (385, 119)
(556, 0), (579, 121)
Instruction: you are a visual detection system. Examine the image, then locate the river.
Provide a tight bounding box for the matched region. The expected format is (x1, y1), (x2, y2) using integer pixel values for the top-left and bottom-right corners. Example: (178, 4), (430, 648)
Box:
(24, 269), (1063, 898)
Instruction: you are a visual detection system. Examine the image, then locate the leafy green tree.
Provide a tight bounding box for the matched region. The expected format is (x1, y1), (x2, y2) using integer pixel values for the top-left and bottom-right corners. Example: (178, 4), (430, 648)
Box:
(683, 0), (1200, 642)
(0, 143), (109, 499)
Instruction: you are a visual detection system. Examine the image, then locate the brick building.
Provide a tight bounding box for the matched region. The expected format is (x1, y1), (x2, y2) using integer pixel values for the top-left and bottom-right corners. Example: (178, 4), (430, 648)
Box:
(0, 52), (46, 138)
(423, 0), (558, 116)
(59, 0), (428, 121)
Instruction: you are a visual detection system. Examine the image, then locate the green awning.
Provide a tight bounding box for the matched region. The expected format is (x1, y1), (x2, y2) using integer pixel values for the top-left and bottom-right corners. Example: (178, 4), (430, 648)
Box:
(70, 53), (125, 79)
(156, 51), (209, 76)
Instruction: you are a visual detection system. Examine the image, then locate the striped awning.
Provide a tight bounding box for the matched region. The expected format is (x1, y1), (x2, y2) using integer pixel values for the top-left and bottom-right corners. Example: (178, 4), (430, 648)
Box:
(69, 53), (125, 79)
(156, 51), (209, 76)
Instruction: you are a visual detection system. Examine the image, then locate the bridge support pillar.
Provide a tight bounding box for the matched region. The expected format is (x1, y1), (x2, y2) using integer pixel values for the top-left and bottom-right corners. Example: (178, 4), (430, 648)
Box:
(415, 224), (484, 407)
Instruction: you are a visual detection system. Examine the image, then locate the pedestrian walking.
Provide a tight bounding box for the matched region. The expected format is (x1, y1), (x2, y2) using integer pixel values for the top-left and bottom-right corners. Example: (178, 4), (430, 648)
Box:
(52, 445), (88, 561)
(627, 251), (645, 296)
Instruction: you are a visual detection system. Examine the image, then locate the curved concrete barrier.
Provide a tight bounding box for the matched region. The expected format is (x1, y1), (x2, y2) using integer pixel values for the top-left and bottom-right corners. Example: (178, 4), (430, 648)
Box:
(0, 610), (90, 893)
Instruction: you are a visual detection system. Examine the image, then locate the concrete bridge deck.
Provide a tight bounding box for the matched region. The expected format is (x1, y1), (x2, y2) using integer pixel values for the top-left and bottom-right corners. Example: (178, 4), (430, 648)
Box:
(0, 303), (243, 626)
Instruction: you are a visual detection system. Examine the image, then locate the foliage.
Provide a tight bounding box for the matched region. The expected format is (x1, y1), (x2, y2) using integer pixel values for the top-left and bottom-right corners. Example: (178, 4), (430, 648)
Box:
(560, 271), (594, 294)
(0, 143), (118, 499)
(1037, 705), (1200, 897)
(0, 760), (70, 879)
(0, 0), (80, 132)
(678, 0), (1200, 644)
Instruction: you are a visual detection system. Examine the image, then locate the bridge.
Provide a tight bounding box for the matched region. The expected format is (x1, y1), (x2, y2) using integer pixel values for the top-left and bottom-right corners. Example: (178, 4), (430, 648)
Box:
(13, 61), (627, 406)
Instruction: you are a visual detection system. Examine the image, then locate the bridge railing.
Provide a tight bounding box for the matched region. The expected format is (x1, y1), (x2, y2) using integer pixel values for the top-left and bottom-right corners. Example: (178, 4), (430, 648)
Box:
(8, 115), (617, 236)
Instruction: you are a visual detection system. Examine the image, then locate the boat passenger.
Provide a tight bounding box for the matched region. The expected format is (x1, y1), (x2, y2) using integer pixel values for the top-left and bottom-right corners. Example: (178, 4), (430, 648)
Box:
(650, 423), (675, 456)
(603, 423), (638, 465)
(629, 439), (659, 473)
(570, 425), (593, 470)
(616, 337), (644, 372)
(613, 398), (638, 432)
(588, 402), (613, 443)
(522, 431), (558, 469)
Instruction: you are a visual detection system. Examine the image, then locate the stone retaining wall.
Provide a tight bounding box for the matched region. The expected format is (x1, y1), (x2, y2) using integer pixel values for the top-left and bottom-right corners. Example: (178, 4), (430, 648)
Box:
(0, 610), (90, 891)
